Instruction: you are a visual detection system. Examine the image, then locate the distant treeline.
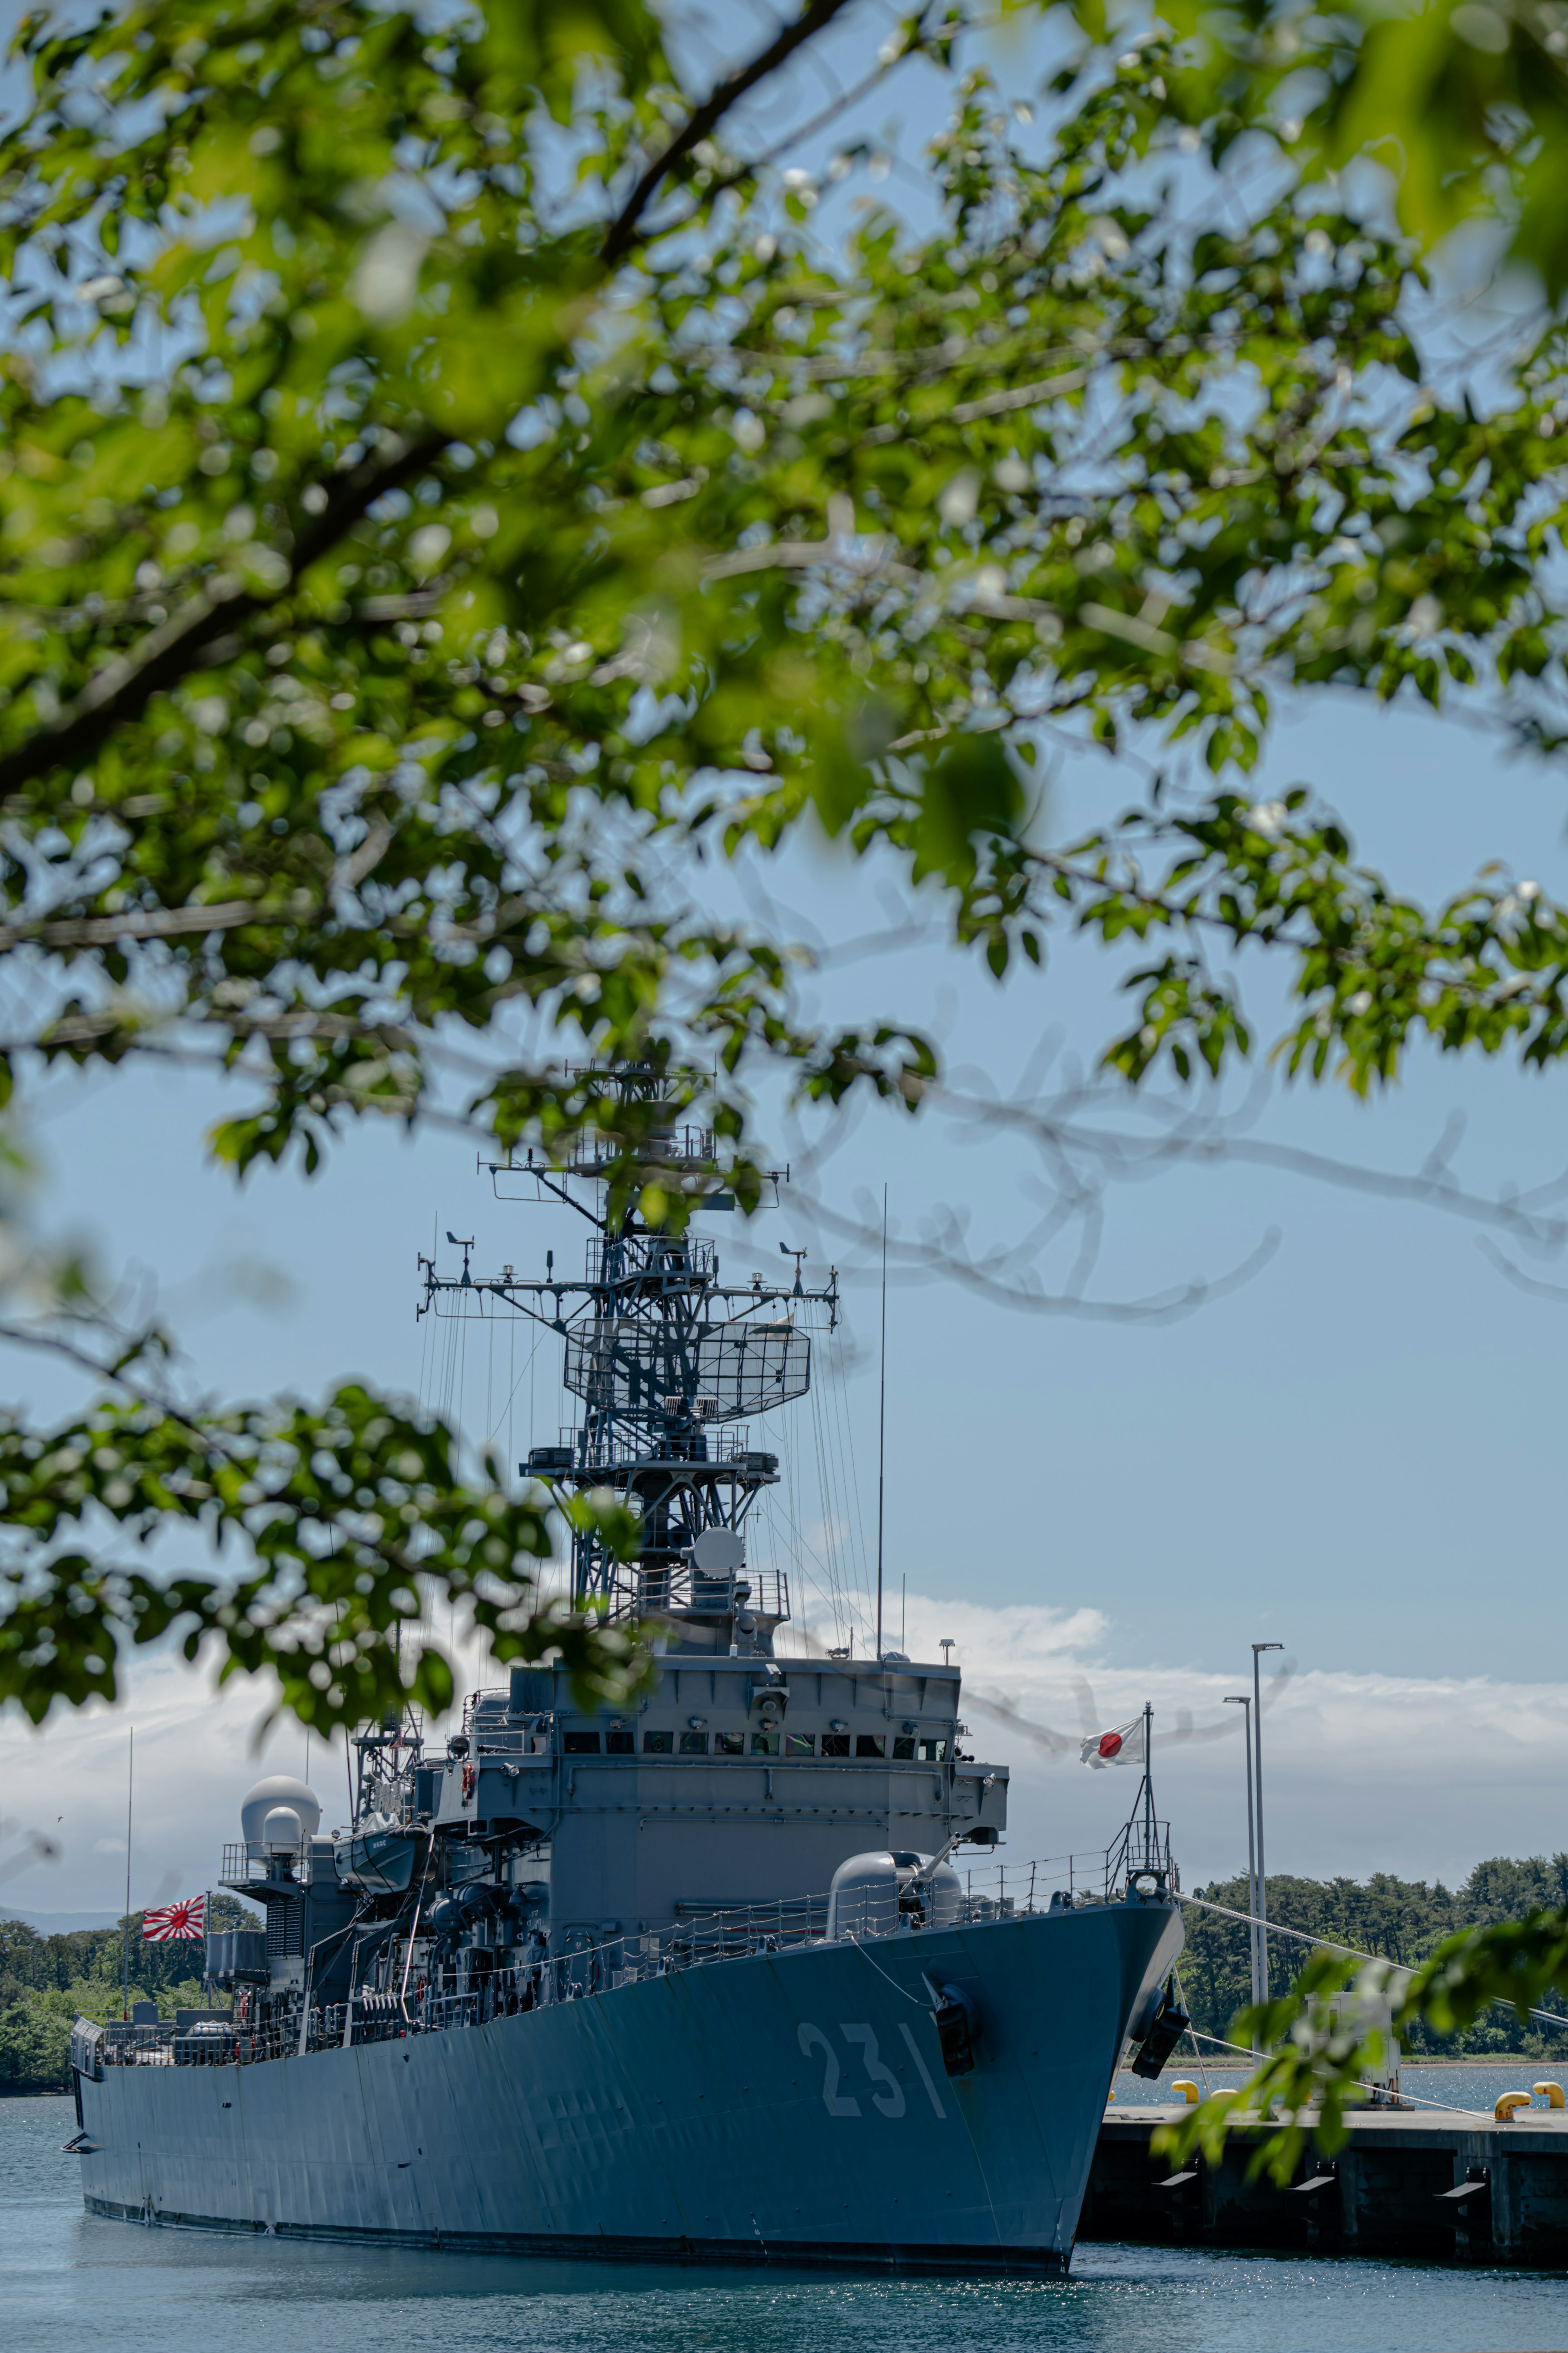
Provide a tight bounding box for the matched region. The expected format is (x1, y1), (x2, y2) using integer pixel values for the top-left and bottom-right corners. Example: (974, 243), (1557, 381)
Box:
(1180, 1857), (1568, 2060)
(0, 1898), (262, 2094)
(8, 1860), (1568, 2093)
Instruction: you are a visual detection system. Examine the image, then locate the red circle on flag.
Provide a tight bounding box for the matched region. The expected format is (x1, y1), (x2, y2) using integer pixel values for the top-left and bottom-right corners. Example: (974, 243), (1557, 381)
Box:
(1098, 1732), (1122, 1759)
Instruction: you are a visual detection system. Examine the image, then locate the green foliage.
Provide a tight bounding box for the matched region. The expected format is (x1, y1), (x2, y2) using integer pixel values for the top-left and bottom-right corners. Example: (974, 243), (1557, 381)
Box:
(1120, 0), (1568, 297)
(0, 1356), (644, 1732)
(1182, 1862), (1568, 2055)
(0, 1995), (71, 2091)
(1165, 1859), (1568, 2179)
(0, 1895), (261, 2088)
(1, 0), (1568, 1769)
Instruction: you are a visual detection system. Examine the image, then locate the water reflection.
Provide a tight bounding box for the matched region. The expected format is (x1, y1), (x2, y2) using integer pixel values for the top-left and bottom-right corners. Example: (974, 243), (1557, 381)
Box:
(9, 2097), (1568, 2353)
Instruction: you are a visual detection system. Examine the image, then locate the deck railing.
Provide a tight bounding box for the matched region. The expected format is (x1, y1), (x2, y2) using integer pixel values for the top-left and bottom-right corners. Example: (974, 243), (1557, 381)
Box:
(79, 1834), (1176, 2074)
(219, 1843), (313, 1889)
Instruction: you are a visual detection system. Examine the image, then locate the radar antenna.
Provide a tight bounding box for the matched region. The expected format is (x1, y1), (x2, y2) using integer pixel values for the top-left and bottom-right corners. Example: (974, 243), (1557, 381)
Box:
(418, 1067), (837, 1647)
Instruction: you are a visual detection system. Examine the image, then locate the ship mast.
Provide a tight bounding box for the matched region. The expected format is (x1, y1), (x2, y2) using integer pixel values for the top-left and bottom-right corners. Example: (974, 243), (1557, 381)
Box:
(419, 1065), (838, 1650)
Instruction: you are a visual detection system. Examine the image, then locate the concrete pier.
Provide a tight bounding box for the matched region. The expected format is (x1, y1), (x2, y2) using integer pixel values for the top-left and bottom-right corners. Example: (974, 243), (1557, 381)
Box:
(1082, 2104), (1568, 2264)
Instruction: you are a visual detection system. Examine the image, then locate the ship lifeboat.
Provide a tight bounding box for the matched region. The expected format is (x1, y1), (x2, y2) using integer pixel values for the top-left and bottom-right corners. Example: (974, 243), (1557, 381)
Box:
(336, 1822), (430, 1894)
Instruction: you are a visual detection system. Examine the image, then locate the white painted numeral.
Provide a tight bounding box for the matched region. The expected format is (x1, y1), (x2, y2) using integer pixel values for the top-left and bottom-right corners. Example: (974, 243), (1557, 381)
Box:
(841, 2023), (905, 2117)
(898, 2020), (947, 2119)
(799, 2022), (860, 2116)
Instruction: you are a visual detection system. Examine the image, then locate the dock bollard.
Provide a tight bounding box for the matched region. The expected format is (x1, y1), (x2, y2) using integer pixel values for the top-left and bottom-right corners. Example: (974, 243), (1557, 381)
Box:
(1534, 2081), (1566, 2108)
(1495, 2092), (1532, 2122)
(1170, 2080), (1201, 2104)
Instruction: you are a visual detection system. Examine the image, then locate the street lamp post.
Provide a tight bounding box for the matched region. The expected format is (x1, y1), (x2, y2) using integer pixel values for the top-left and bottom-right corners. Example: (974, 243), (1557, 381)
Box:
(1252, 1640), (1283, 2001)
(1223, 1695), (1260, 2010)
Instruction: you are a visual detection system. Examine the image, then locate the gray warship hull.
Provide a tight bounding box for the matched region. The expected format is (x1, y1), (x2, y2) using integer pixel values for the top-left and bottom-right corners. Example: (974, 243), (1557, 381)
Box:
(78, 1897), (1180, 2271)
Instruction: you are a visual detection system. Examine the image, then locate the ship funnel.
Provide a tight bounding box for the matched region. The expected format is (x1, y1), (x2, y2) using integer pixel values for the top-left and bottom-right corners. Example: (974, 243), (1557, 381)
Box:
(240, 1773), (321, 1856)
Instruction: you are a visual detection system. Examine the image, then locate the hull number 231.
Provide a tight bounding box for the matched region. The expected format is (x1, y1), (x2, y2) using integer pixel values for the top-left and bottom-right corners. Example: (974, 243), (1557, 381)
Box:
(797, 2021), (947, 2120)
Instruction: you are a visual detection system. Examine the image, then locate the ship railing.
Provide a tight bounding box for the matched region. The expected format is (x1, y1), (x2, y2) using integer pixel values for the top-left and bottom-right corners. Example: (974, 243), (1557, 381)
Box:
(585, 1229), (719, 1285)
(566, 1126), (718, 1181)
(95, 2022), (238, 2068)
(953, 1836), (1178, 1915)
(118, 1840), (1183, 2070)
(631, 1561), (788, 1624)
(219, 1842), (313, 1888)
(332, 1844), (1177, 2047)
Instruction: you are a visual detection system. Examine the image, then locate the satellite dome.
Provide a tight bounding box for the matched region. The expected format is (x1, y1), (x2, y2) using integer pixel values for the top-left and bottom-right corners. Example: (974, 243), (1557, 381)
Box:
(240, 1774), (321, 1852)
(688, 1526), (744, 1574)
(261, 1806), (303, 1854)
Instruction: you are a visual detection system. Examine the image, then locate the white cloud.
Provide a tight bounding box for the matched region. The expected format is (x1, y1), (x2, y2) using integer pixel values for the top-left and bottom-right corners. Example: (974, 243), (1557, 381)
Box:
(910, 1590), (1568, 1891)
(3, 1593), (1563, 1912)
(0, 1607), (503, 1913)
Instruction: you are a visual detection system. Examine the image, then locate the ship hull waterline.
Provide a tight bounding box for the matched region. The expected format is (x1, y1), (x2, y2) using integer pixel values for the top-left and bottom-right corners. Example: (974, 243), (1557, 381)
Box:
(77, 1900), (1180, 2275)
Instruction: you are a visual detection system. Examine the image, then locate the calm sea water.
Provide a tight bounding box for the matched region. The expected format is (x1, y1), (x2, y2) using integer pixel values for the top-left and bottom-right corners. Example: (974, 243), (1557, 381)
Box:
(8, 2090), (1568, 2353)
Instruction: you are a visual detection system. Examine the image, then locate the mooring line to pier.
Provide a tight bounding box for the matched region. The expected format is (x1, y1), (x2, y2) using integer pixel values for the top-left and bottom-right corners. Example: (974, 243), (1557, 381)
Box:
(847, 1934), (926, 2005)
(1179, 1892), (1568, 2035)
(1168, 2023), (1498, 2120)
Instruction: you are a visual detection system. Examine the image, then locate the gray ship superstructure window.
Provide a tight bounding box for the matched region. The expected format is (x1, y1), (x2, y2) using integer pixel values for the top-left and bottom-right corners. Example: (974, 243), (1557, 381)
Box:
(606, 1730), (634, 1754)
(821, 1733), (849, 1758)
(893, 1736), (916, 1758)
(750, 1731), (779, 1755)
(643, 1730), (673, 1753)
(715, 1731), (744, 1755)
(564, 1731), (600, 1754)
(786, 1732), (813, 1757)
(918, 1737), (949, 1761)
(679, 1731), (707, 1755)
(855, 1735), (886, 1759)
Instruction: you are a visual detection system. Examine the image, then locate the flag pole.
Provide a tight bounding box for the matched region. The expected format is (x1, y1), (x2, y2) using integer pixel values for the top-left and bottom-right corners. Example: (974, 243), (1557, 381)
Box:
(121, 1726), (134, 2021)
(1141, 1702), (1155, 1871)
(875, 1184), (887, 1664)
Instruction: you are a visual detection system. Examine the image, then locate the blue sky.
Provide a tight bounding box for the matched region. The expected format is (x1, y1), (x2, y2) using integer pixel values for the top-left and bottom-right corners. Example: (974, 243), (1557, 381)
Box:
(5, 672), (1568, 1914)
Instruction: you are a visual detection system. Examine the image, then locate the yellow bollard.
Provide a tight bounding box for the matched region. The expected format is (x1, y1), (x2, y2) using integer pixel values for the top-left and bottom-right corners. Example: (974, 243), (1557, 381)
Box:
(1170, 2079), (1202, 2104)
(1533, 2081), (1566, 2108)
(1495, 2091), (1532, 2122)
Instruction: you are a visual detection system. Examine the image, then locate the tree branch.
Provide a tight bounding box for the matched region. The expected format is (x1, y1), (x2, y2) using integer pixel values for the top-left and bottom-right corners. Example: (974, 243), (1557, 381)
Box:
(0, 431), (445, 799)
(601, 0), (862, 265)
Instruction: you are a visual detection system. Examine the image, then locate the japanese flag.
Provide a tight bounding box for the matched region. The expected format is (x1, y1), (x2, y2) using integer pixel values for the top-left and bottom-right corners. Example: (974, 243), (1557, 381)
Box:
(1080, 1715), (1141, 1768)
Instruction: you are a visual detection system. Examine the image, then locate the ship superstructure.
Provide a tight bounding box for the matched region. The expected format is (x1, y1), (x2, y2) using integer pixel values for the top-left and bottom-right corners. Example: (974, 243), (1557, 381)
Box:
(69, 1070), (1186, 2272)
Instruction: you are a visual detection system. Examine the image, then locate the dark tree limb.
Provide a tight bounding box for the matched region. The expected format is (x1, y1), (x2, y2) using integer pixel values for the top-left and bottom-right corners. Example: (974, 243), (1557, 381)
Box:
(602, 0), (861, 264)
(0, 431), (445, 799)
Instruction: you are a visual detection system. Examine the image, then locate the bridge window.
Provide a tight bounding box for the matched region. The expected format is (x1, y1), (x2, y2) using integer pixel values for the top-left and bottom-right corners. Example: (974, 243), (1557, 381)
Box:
(751, 1731), (780, 1755)
(715, 1731), (744, 1756)
(643, 1730), (673, 1753)
(786, 1732), (814, 1757)
(821, 1733), (849, 1758)
(855, 1735), (885, 1759)
(893, 1735), (916, 1760)
(918, 1737), (948, 1762)
(679, 1731), (708, 1755)
(563, 1731), (600, 1754)
(606, 1730), (634, 1755)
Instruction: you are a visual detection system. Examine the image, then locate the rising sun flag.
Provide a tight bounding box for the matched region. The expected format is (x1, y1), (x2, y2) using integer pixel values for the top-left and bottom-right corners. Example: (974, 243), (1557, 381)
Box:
(141, 1894), (206, 1941)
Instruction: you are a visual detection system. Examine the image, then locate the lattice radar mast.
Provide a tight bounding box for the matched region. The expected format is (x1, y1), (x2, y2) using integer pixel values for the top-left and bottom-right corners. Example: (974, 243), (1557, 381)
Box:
(418, 1069), (838, 1649)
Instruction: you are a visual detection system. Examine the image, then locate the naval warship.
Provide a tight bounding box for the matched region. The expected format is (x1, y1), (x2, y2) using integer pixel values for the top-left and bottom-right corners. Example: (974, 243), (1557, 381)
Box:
(69, 1070), (1186, 2271)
